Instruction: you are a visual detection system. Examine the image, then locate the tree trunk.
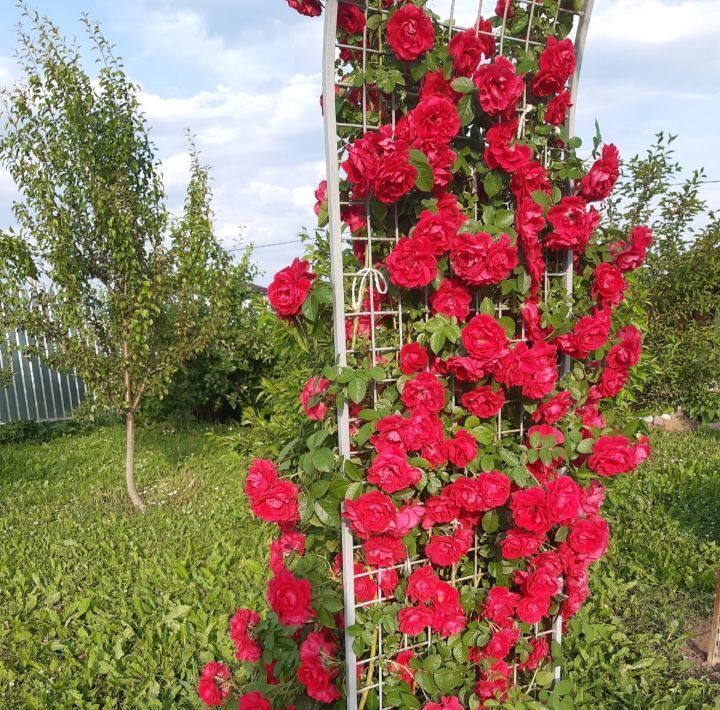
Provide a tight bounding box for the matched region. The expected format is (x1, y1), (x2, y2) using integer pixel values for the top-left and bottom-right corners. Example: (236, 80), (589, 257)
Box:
(125, 410), (146, 512)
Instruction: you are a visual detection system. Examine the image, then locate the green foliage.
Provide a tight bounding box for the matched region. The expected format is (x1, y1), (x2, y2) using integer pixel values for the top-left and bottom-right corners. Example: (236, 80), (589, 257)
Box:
(601, 134), (720, 421)
(0, 423), (272, 709)
(142, 254), (276, 423)
(563, 429), (720, 708)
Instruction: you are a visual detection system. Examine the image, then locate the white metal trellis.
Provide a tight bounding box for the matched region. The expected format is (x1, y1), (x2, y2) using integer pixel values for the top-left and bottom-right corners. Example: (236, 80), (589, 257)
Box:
(322, 2), (595, 707)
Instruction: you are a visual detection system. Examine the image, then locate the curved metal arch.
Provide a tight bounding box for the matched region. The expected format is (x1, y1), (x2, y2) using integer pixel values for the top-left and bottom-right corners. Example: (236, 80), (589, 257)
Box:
(321, 2), (596, 706)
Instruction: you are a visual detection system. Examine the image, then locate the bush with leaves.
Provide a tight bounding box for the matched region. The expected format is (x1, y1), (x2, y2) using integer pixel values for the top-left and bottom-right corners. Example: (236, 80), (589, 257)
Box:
(600, 133), (720, 422)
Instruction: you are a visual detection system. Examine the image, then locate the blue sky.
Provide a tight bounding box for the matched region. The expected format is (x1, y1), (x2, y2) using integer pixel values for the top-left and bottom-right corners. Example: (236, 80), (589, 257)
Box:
(0, 0), (718, 284)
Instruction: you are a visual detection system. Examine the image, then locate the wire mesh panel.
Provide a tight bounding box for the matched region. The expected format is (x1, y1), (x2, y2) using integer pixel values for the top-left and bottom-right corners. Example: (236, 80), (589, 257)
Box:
(321, 1), (594, 707)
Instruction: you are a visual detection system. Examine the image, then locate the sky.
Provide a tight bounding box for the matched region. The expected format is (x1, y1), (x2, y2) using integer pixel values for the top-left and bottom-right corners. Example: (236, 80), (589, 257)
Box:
(0, 0), (718, 284)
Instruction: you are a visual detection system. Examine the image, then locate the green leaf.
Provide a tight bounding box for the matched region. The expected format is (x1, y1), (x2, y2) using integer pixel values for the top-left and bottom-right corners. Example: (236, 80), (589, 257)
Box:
(450, 76), (475, 93)
(483, 171), (502, 199)
(312, 447), (335, 472)
(576, 438), (595, 454)
(457, 94), (475, 126)
(531, 190), (552, 210)
(347, 377), (367, 404)
(409, 148), (434, 192)
(482, 510), (500, 533)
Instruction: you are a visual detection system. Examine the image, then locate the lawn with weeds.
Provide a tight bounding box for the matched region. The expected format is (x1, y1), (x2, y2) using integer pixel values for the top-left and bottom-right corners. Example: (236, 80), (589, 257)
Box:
(0, 425), (719, 708)
(0, 423), (271, 709)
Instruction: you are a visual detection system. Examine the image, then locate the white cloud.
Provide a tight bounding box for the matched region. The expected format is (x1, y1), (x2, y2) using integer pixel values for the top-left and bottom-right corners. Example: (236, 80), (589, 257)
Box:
(591, 0), (720, 44)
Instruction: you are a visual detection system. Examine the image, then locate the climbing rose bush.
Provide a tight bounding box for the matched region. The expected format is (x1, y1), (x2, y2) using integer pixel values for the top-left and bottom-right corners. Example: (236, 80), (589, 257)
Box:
(198, 1), (650, 708)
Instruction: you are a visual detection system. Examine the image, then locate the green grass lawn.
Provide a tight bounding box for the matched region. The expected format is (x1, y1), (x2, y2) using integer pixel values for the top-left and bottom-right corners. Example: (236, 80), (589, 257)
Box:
(0, 424), (719, 709)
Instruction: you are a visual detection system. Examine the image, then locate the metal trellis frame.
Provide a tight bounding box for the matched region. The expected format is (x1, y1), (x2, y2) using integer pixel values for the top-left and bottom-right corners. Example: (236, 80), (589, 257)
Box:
(322, 2), (595, 707)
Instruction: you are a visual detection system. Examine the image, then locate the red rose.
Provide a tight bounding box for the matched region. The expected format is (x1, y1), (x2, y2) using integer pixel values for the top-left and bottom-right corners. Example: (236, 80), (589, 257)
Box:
(371, 414), (407, 453)
(496, 340), (558, 399)
(399, 341), (429, 375)
(545, 89), (571, 126)
(422, 494), (460, 528)
(401, 411), (444, 450)
(519, 636), (549, 672)
(266, 569), (315, 626)
(579, 143), (619, 202)
(245, 460), (299, 526)
(412, 96), (460, 142)
(412, 208), (458, 255)
(367, 450), (422, 493)
(386, 236), (437, 288)
(477, 627), (520, 661)
(510, 486), (553, 533)
(390, 649), (417, 687)
(337, 3), (366, 34)
(393, 502), (425, 537)
(417, 139), (457, 188)
(475, 659), (511, 701)
(298, 631), (341, 703)
(612, 225), (652, 271)
(300, 375), (330, 420)
(230, 608), (262, 662)
(596, 365), (629, 399)
(531, 37), (576, 97)
(532, 391), (573, 424)
(420, 69), (462, 103)
(398, 605), (434, 635)
(588, 434), (649, 476)
(373, 154), (417, 203)
(451, 231), (518, 286)
(501, 528), (545, 559)
(406, 565), (441, 602)
(482, 586), (520, 626)
(446, 470), (510, 511)
(441, 429), (478, 467)
(238, 691), (272, 710)
(363, 535), (407, 567)
(267, 258), (316, 318)
(314, 179), (327, 216)
(473, 56), (524, 119)
(496, 0), (515, 19)
(431, 598), (467, 637)
(461, 314), (510, 370)
(401, 371), (446, 413)
(546, 476), (582, 525)
(286, 0), (322, 17)
(606, 325), (642, 369)
(444, 355), (487, 382)
(344, 491), (397, 539)
(430, 278), (472, 321)
(197, 661), (231, 707)
(545, 196), (599, 253)
(568, 514), (610, 562)
(461, 385), (505, 419)
(448, 24), (495, 76)
(269, 531), (306, 573)
(387, 5), (435, 61)
(426, 527), (472, 566)
(556, 308), (611, 359)
(510, 160), (551, 198)
(561, 568), (590, 619)
(516, 593), (551, 624)
(484, 118), (533, 172)
(522, 298), (552, 340)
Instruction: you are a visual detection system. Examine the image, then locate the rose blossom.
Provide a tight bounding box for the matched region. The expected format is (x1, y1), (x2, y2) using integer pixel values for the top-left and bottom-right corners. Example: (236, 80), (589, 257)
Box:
(267, 258), (316, 318)
(501, 528), (545, 559)
(473, 56), (525, 118)
(546, 476), (582, 525)
(399, 341), (429, 375)
(269, 531), (306, 573)
(401, 371), (446, 413)
(363, 535), (407, 566)
(612, 225), (652, 271)
(592, 262), (628, 309)
(545, 196), (599, 253)
(387, 5), (435, 61)
(510, 486), (553, 533)
(412, 208), (458, 255)
(412, 96), (460, 142)
(568, 514), (610, 562)
(448, 23), (495, 76)
(422, 493), (460, 528)
(398, 605), (434, 635)
(401, 411), (444, 450)
(606, 325), (642, 369)
(344, 491), (397, 539)
(555, 308), (612, 359)
(430, 279), (472, 321)
(426, 526), (473, 566)
(579, 143), (620, 202)
(588, 435), (650, 476)
(461, 314), (510, 370)
(495, 340), (558, 399)
(532, 391), (573, 424)
(197, 661), (231, 707)
(531, 37), (576, 97)
(441, 429), (478, 467)
(424, 697), (463, 710)
(545, 89), (571, 126)
(244, 460), (299, 527)
(367, 449), (422, 493)
(482, 586), (520, 626)
(461, 385), (506, 419)
(386, 236), (438, 288)
(406, 565), (441, 602)
(337, 3), (366, 34)
(421, 69), (462, 103)
(300, 375), (330, 420)
(374, 154), (418, 203)
(237, 691), (272, 710)
(286, 0), (322, 17)
(516, 594), (551, 624)
(451, 231), (519, 286)
(484, 118), (533, 172)
(266, 569), (314, 626)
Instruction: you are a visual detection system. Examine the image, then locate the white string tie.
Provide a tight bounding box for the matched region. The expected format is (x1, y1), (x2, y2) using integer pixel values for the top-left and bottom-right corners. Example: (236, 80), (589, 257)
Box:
(516, 103), (535, 139)
(350, 266), (388, 312)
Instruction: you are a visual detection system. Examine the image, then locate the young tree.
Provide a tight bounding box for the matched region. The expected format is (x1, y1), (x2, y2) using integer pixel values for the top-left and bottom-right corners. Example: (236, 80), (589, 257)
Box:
(0, 9), (231, 509)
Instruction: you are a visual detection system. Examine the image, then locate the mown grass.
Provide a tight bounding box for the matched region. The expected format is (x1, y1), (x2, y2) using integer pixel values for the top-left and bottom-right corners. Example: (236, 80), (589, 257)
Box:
(0, 425), (719, 708)
(0, 423), (272, 709)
